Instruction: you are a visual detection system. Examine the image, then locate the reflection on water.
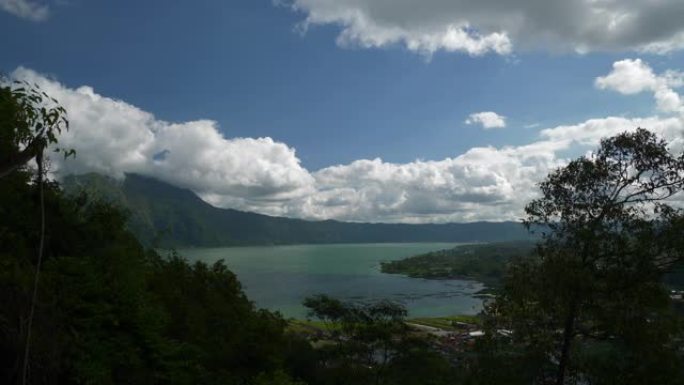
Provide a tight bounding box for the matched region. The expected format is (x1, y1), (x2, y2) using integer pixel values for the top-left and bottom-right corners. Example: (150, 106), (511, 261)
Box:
(177, 243), (483, 319)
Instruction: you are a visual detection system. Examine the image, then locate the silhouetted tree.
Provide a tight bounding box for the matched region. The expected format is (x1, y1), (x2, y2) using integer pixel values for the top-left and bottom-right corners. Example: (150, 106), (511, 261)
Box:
(485, 129), (684, 384)
(0, 80), (72, 179)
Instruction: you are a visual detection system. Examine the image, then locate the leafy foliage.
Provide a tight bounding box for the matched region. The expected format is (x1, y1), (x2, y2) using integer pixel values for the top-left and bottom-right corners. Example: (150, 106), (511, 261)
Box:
(482, 129), (684, 385)
(302, 295), (456, 385)
(0, 80), (72, 179)
(0, 169), (305, 385)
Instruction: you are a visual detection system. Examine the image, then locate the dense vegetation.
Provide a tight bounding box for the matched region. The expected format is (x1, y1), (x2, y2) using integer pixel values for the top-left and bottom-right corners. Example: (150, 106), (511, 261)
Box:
(301, 295), (459, 385)
(478, 129), (684, 385)
(383, 241), (684, 293)
(380, 241), (536, 287)
(0, 169), (306, 384)
(62, 173), (533, 248)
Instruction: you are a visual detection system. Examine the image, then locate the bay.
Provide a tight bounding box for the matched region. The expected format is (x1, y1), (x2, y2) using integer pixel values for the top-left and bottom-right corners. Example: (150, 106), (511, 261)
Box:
(177, 243), (483, 319)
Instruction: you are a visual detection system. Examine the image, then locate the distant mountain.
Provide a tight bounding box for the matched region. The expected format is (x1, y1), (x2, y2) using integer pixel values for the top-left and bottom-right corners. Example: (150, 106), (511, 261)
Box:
(61, 173), (534, 247)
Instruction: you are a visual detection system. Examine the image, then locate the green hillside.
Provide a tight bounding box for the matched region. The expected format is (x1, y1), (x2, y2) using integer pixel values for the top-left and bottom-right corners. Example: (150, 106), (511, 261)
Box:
(62, 173), (534, 247)
(381, 241), (537, 287)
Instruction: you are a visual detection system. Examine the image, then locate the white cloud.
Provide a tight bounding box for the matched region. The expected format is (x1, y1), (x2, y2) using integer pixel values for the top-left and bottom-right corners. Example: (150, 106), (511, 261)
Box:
(284, 0), (684, 56)
(595, 58), (684, 113)
(8, 60), (684, 223)
(540, 116), (684, 151)
(10, 67), (315, 208)
(465, 111), (506, 129)
(296, 146), (558, 222)
(287, 112), (683, 223)
(0, 0), (48, 21)
(595, 59), (657, 94)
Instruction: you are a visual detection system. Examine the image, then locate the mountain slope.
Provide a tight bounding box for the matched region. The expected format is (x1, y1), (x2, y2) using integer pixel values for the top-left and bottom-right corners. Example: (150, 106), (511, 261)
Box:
(62, 173), (534, 247)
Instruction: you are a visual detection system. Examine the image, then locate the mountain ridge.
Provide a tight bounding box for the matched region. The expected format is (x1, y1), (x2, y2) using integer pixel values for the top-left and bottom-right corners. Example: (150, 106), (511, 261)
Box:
(62, 173), (534, 247)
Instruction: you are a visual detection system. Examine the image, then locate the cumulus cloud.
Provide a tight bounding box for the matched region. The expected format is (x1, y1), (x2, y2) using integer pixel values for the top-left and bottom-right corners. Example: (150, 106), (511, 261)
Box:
(10, 67), (315, 210)
(595, 59), (684, 113)
(283, 0), (684, 56)
(465, 111), (506, 129)
(595, 59), (658, 94)
(0, 0), (48, 21)
(540, 116), (684, 148)
(296, 145), (560, 222)
(8, 60), (684, 223)
(287, 113), (683, 223)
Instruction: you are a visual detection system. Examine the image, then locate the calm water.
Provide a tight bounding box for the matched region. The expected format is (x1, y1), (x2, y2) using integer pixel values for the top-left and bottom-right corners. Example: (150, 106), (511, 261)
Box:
(177, 243), (484, 319)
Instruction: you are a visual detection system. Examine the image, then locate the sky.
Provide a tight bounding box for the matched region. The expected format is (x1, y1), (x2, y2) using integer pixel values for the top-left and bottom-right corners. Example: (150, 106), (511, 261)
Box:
(1, 0), (684, 223)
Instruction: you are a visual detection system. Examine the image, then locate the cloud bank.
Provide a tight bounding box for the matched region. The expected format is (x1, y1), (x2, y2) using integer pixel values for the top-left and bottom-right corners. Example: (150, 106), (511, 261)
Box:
(284, 0), (684, 56)
(9, 61), (684, 223)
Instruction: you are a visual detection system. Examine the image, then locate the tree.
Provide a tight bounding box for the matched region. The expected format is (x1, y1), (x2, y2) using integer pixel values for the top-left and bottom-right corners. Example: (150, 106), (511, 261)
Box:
(302, 295), (458, 385)
(485, 129), (684, 384)
(304, 295), (408, 380)
(0, 79), (71, 179)
(1, 79), (74, 385)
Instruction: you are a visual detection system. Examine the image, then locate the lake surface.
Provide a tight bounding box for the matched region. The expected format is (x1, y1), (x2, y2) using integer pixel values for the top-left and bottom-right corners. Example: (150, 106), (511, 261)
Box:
(177, 243), (484, 319)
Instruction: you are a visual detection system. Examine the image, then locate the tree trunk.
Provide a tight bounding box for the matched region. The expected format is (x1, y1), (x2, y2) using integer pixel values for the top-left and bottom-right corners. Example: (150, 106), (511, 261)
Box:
(556, 300), (577, 385)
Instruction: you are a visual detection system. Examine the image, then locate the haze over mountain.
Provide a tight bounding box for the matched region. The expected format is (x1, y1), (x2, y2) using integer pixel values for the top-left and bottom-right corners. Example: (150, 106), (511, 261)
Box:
(62, 173), (533, 248)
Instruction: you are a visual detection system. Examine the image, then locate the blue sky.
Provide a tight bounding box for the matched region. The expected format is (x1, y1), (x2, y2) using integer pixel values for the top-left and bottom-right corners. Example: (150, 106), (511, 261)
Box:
(2, 0), (684, 222)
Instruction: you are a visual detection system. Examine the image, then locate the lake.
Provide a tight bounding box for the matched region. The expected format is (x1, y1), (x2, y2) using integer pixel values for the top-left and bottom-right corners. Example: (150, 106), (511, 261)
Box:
(177, 243), (484, 319)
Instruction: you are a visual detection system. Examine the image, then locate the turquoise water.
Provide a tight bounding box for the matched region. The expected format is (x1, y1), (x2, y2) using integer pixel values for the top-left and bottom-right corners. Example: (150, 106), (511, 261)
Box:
(177, 243), (483, 319)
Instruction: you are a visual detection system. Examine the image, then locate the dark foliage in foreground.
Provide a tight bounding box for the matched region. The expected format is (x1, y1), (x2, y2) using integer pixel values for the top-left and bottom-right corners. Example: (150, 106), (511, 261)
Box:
(476, 129), (684, 385)
(0, 169), (303, 384)
(302, 295), (457, 385)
